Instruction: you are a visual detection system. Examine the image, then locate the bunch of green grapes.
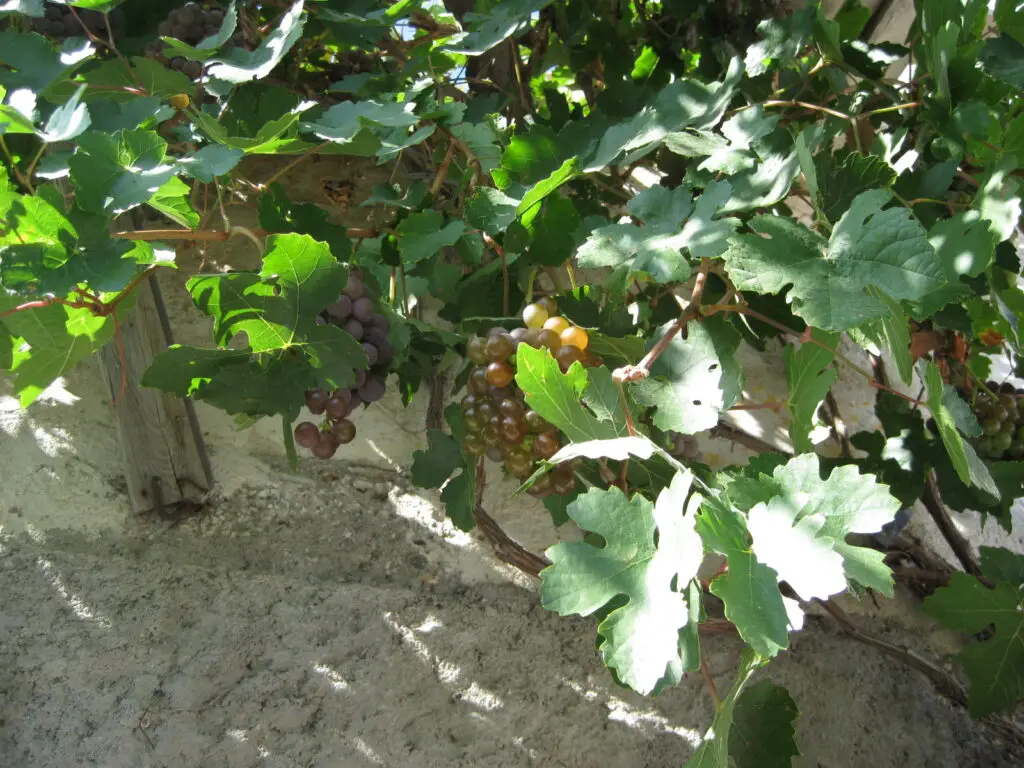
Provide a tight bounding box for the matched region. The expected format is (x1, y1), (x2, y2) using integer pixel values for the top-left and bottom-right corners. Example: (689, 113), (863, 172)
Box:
(971, 382), (1024, 460)
(461, 297), (595, 498)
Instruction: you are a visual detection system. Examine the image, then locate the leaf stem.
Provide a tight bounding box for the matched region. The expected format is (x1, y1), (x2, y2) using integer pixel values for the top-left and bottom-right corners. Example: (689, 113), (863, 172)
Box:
(699, 652), (720, 707)
(860, 101), (922, 118)
(0, 296), (90, 320)
(260, 142), (331, 189)
(0, 137), (33, 192)
(761, 99), (851, 121)
(430, 141), (456, 197)
(482, 233), (509, 316)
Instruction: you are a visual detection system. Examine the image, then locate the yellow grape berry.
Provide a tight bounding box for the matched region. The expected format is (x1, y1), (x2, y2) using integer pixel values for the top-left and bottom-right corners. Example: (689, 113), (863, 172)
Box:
(560, 325), (589, 350)
(522, 303), (549, 329)
(168, 93), (191, 110)
(543, 316), (570, 334)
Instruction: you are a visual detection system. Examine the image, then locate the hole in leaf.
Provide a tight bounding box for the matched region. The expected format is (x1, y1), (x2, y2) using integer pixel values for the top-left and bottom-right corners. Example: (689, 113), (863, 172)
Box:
(693, 400), (702, 406)
(708, 363), (718, 371)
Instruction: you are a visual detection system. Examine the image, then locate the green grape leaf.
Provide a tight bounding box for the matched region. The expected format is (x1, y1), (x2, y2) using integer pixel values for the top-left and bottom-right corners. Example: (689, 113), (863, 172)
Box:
(68, 129), (176, 215)
(176, 145), (245, 183)
(910, 212), (997, 319)
(728, 679), (801, 768)
(142, 346), (313, 420)
(451, 122), (502, 174)
(464, 188), (520, 234)
(187, 234), (360, 363)
(147, 176), (199, 228)
(979, 35), (1024, 89)
(440, 465), (476, 532)
(160, 0), (237, 61)
(631, 321), (724, 436)
(258, 183), (351, 261)
(207, 0), (305, 83)
(301, 99), (418, 144)
(447, 0), (551, 55)
(813, 150), (897, 223)
(82, 56), (194, 101)
(698, 497), (793, 658)
(397, 211), (466, 265)
(685, 652), (772, 768)
(548, 435), (655, 463)
(577, 182), (736, 290)
(0, 32), (93, 91)
(921, 360), (997, 496)
(517, 157), (579, 225)
(923, 547), (1024, 716)
(976, 155), (1023, 242)
(411, 429), (464, 489)
(758, 454), (901, 594)
(37, 83), (90, 143)
(869, 288), (913, 385)
(514, 344), (623, 443)
(584, 58), (743, 172)
(721, 189), (944, 330)
(783, 329), (839, 454)
(540, 471), (705, 694)
(745, 5), (816, 76)
(1, 301), (117, 406)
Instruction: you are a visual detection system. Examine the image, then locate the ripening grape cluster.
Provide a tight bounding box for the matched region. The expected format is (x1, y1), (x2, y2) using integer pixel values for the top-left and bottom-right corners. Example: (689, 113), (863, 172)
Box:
(30, 3), (124, 40)
(460, 297), (595, 498)
(143, 3), (245, 79)
(970, 381), (1024, 460)
(293, 270), (393, 459)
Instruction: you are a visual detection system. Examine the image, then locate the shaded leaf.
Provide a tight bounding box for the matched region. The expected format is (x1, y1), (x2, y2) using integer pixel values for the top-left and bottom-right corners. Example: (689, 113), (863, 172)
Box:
(722, 189), (944, 330)
(923, 547), (1024, 716)
(783, 329), (839, 453)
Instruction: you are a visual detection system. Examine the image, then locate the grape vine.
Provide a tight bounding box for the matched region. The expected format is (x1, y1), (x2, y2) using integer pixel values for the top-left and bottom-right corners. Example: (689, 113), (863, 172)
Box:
(3, 0), (1024, 763)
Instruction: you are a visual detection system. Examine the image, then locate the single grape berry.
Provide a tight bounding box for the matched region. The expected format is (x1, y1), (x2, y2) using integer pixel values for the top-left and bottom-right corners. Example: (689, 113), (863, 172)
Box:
(522, 303), (549, 329)
(556, 345), (586, 371)
(524, 410), (550, 432)
(551, 468), (577, 495)
(467, 336), (489, 364)
(353, 297), (375, 323)
(326, 396), (348, 420)
(537, 296), (558, 316)
(464, 435), (486, 456)
(354, 368), (368, 388)
(486, 362), (515, 387)
(499, 398), (525, 419)
(505, 452), (534, 477)
(327, 295), (353, 321)
(313, 435), (338, 458)
(294, 421), (320, 449)
(182, 60), (202, 78)
(534, 431), (560, 459)
(306, 388), (329, 415)
(485, 334), (514, 362)
(359, 377), (387, 403)
(469, 368), (491, 394)
(343, 271), (365, 299)
(543, 316), (570, 335)
(331, 419), (357, 445)
(536, 329), (561, 352)
(527, 474), (553, 498)
(370, 314), (389, 331)
(343, 318), (364, 341)
(361, 343), (379, 367)
(560, 325), (589, 350)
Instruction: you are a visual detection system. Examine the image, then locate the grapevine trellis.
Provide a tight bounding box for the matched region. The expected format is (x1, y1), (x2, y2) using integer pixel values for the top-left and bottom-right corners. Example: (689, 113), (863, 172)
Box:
(2, 0), (1024, 763)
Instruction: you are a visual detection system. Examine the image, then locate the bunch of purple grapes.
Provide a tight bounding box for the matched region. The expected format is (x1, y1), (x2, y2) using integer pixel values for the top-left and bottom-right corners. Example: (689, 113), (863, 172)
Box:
(30, 3), (124, 40)
(293, 269), (393, 459)
(143, 3), (245, 79)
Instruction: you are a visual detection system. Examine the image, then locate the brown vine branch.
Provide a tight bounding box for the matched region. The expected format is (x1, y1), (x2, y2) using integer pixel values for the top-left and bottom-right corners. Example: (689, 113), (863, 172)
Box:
(614, 258), (711, 384)
(110, 226), (380, 242)
(921, 472), (985, 581)
(708, 420), (789, 455)
(481, 233), (510, 316)
(816, 599), (1024, 755)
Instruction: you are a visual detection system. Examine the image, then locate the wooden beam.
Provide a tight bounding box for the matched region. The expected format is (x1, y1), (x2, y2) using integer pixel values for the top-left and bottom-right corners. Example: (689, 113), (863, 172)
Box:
(99, 275), (213, 514)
